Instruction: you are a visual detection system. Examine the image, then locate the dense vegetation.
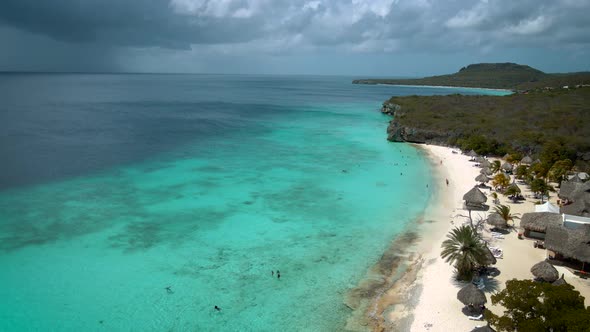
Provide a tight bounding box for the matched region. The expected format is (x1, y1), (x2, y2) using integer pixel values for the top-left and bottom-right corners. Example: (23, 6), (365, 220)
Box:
(486, 279), (590, 331)
(353, 63), (590, 90)
(388, 87), (590, 170)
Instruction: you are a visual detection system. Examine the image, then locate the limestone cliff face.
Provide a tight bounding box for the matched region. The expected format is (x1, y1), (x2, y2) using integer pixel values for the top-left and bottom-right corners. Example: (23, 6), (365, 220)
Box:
(381, 101), (451, 145)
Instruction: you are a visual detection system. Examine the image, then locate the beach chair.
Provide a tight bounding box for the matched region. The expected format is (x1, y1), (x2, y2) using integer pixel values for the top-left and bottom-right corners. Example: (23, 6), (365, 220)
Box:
(468, 314), (483, 320)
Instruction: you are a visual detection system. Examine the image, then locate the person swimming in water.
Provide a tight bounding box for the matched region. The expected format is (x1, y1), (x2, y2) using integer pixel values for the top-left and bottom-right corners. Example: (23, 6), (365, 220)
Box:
(165, 286), (173, 294)
(214, 305), (221, 311)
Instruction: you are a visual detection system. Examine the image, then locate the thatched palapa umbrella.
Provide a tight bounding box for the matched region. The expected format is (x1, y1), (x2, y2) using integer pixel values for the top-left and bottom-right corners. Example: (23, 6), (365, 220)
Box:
(480, 159), (491, 168)
(480, 167), (493, 176)
(457, 283), (487, 305)
(482, 245), (497, 265)
(531, 261), (559, 282)
(476, 156), (485, 163)
(463, 187), (488, 207)
(507, 182), (521, 193)
(467, 150), (478, 158)
(521, 156), (533, 165)
(501, 162), (513, 172)
(552, 274), (567, 286)
(472, 326), (496, 332)
(475, 174), (490, 184)
(488, 213), (508, 229)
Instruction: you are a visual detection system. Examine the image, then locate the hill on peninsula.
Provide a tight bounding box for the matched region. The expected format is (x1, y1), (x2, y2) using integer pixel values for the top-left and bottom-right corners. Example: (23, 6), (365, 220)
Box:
(353, 63), (590, 90)
(382, 87), (590, 170)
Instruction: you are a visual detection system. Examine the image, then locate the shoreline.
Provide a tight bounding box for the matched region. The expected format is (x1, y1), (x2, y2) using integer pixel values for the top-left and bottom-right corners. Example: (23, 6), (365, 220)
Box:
(343, 144), (461, 331)
(374, 84), (513, 94)
(356, 143), (590, 332)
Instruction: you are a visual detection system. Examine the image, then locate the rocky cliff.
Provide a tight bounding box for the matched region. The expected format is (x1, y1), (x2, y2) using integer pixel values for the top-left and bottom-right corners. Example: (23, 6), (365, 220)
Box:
(381, 102), (450, 145)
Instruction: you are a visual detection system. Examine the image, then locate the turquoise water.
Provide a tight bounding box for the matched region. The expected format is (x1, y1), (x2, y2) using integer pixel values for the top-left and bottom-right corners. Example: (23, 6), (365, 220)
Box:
(0, 75), (504, 331)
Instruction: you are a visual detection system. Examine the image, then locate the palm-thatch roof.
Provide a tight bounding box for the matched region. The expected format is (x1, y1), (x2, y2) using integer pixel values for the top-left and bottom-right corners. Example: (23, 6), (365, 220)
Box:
(519, 212), (562, 232)
(567, 172), (589, 182)
(467, 150), (478, 157)
(501, 162), (513, 171)
(480, 167), (493, 176)
(463, 187), (487, 205)
(482, 245), (497, 265)
(475, 174), (489, 183)
(480, 159), (491, 168)
(530, 261), (559, 282)
(545, 225), (590, 263)
(507, 182), (521, 193)
(552, 274), (567, 286)
(488, 213), (508, 228)
(559, 181), (584, 200)
(457, 284), (487, 305)
(476, 156), (485, 163)
(521, 156), (533, 165)
(559, 181), (590, 217)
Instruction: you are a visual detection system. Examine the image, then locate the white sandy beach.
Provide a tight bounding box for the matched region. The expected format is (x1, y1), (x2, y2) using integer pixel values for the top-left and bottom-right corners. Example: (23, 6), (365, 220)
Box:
(390, 144), (590, 332)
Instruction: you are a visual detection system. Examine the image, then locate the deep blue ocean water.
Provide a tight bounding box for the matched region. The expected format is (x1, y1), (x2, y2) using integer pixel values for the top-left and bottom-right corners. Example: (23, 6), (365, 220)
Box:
(0, 74), (509, 331)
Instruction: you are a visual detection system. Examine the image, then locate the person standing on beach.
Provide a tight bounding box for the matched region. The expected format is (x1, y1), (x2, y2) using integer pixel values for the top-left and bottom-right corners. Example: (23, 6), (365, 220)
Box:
(446, 178), (449, 186)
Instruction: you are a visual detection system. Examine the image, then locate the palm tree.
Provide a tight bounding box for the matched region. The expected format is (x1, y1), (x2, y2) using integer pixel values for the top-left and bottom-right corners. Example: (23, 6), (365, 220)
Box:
(493, 204), (520, 227)
(441, 225), (487, 281)
(491, 173), (510, 191)
(490, 160), (502, 174)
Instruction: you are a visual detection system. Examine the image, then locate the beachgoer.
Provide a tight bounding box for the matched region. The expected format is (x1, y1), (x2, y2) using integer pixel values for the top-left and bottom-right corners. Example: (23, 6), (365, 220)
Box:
(277, 271), (281, 279)
(214, 305), (221, 311)
(165, 286), (173, 294)
(445, 179), (449, 186)
(272, 271), (274, 276)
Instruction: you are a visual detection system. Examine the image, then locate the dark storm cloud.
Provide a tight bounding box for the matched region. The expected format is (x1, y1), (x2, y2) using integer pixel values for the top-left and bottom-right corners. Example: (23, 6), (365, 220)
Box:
(0, 0), (264, 48)
(0, 0), (588, 74)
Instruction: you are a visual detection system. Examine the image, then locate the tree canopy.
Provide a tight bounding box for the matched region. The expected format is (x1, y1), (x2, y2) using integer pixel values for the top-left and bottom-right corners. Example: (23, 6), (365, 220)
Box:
(486, 279), (590, 332)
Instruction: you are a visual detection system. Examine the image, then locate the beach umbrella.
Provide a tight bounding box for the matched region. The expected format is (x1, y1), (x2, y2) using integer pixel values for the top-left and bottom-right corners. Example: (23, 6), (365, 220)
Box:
(476, 156), (485, 163)
(463, 187), (488, 205)
(457, 284), (487, 306)
(501, 162), (513, 171)
(480, 167), (493, 176)
(480, 159), (491, 168)
(507, 182), (521, 193)
(482, 245), (497, 265)
(475, 174), (490, 184)
(487, 213), (508, 229)
(467, 150), (478, 157)
(552, 274), (567, 286)
(521, 156), (533, 165)
(531, 261), (559, 282)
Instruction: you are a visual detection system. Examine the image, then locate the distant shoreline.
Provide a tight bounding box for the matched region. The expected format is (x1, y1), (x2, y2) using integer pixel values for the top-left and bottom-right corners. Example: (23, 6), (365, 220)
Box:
(375, 83), (513, 94)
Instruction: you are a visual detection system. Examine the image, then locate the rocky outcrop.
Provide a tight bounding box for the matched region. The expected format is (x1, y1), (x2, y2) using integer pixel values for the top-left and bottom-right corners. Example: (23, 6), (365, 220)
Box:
(380, 102), (401, 115)
(382, 101), (451, 144)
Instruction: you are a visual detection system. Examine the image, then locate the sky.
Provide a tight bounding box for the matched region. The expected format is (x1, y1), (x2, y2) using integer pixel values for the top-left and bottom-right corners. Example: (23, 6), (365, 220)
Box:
(0, 0), (589, 76)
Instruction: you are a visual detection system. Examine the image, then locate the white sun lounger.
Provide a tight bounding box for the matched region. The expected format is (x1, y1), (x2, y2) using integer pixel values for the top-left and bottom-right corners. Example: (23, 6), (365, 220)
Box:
(468, 314), (483, 320)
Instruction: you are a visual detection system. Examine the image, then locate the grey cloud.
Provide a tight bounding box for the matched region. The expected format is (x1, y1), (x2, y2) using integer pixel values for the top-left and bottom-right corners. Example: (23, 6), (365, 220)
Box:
(0, 0), (588, 74)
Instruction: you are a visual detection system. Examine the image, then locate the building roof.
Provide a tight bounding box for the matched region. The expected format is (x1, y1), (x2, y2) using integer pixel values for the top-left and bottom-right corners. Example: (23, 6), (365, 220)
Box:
(520, 212), (562, 232)
(559, 181), (590, 217)
(545, 225), (590, 263)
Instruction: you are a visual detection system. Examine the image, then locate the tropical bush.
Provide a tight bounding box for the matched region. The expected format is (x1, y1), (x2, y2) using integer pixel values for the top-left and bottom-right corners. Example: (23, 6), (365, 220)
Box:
(486, 279), (590, 331)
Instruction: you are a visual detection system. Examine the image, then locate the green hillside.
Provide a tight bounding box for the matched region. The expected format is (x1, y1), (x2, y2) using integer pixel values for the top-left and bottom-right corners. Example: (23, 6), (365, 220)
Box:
(354, 63), (590, 90)
(384, 87), (590, 169)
